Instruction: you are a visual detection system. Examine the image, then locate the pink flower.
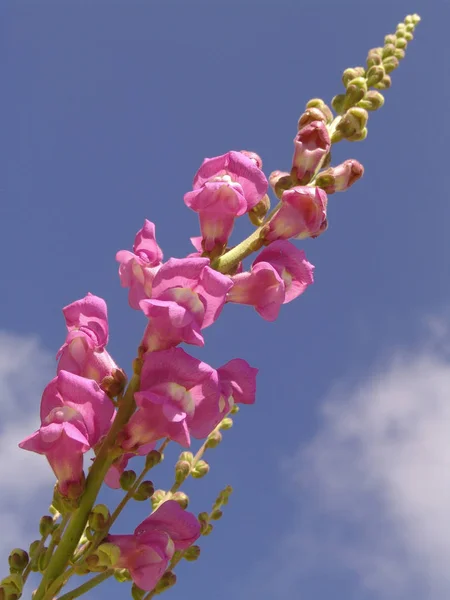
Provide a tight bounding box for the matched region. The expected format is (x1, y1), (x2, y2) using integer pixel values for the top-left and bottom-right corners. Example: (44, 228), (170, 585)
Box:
(139, 258), (232, 351)
(122, 348), (220, 449)
(116, 220), (163, 309)
(108, 501), (200, 591)
(184, 151), (268, 252)
(264, 186), (328, 242)
(19, 371), (115, 495)
(57, 293), (120, 384)
(253, 241), (315, 303)
(189, 358), (258, 437)
(227, 262), (286, 321)
(291, 121), (331, 185)
(315, 159), (364, 193)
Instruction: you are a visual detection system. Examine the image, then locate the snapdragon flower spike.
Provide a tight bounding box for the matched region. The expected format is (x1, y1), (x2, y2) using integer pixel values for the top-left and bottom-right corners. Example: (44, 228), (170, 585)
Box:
(264, 186), (328, 242)
(253, 241), (315, 303)
(122, 347), (220, 449)
(291, 121), (331, 185)
(139, 257), (233, 351)
(190, 358), (258, 437)
(116, 220), (163, 309)
(184, 151), (268, 252)
(108, 500), (200, 591)
(19, 371), (115, 495)
(57, 293), (119, 383)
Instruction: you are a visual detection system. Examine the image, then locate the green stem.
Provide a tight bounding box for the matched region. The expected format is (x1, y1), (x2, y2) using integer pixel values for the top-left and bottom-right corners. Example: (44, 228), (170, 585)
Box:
(56, 570), (114, 600)
(33, 374), (140, 600)
(22, 513), (64, 584)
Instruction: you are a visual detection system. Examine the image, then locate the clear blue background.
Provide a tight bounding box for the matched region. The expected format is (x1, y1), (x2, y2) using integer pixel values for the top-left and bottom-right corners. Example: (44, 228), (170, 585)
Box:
(1, 1), (447, 599)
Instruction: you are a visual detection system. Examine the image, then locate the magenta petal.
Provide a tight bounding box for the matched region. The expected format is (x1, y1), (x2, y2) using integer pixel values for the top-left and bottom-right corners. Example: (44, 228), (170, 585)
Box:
(218, 358), (258, 406)
(62, 293), (109, 348)
(135, 500), (201, 550)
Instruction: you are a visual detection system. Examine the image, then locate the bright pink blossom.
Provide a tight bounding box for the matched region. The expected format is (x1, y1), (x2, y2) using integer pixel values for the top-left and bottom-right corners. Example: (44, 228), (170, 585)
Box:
(264, 186), (328, 242)
(291, 121), (331, 185)
(253, 241), (315, 303)
(122, 348), (220, 449)
(189, 358), (258, 438)
(19, 371), (115, 495)
(184, 151), (268, 252)
(139, 258), (232, 351)
(227, 262), (286, 321)
(108, 500), (200, 591)
(57, 293), (119, 383)
(116, 220), (163, 309)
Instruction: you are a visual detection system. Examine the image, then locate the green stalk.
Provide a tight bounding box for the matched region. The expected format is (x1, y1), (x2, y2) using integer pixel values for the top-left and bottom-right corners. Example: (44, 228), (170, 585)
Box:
(56, 570), (114, 600)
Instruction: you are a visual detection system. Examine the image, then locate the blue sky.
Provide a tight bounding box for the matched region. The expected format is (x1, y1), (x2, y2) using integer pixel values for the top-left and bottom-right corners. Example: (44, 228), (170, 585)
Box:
(1, 1), (449, 599)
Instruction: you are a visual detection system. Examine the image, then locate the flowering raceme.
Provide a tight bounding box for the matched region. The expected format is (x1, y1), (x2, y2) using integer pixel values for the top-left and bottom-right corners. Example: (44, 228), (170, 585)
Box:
(184, 151), (268, 253)
(19, 371), (115, 495)
(116, 220), (163, 309)
(107, 500), (200, 590)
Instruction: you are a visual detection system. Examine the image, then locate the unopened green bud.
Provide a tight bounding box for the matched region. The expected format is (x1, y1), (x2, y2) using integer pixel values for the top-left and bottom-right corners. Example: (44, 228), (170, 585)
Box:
(382, 44), (396, 59)
(268, 170), (293, 199)
(95, 542), (121, 569)
(184, 545), (201, 561)
(119, 469), (137, 491)
(155, 571), (177, 594)
(214, 485), (233, 508)
(331, 94), (346, 115)
(347, 127), (368, 142)
(133, 480), (155, 501)
(405, 23), (415, 33)
(131, 583), (146, 600)
(366, 49), (382, 69)
(411, 13), (421, 24)
(337, 108), (368, 139)
(383, 56), (399, 73)
(306, 98), (333, 123)
(201, 523), (214, 536)
(230, 404), (239, 414)
(395, 37), (407, 49)
(8, 550), (29, 574)
(0, 575), (22, 597)
(175, 460), (191, 484)
(171, 491), (189, 509)
(114, 568), (132, 583)
(210, 509), (223, 520)
(151, 489), (167, 511)
(342, 67), (365, 87)
(37, 550), (48, 573)
(28, 540), (41, 559)
(220, 417), (233, 430)
(198, 511), (209, 524)
(298, 107), (327, 128)
(249, 194), (270, 226)
(404, 31), (414, 41)
(344, 77), (367, 109)
(394, 48), (405, 60)
(89, 504), (110, 531)
(357, 90), (384, 111)
(366, 65), (385, 87)
(39, 515), (54, 537)
(191, 460), (210, 479)
(384, 34), (396, 45)
(145, 449), (162, 469)
(374, 74), (392, 90)
(206, 430), (223, 449)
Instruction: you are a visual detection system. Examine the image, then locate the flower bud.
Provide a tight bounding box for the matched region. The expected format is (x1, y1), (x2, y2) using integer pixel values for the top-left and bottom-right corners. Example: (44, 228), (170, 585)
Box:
(315, 159), (364, 194)
(95, 542), (121, 569)
(184, 545), (201, 562)
(151, 489), (167, 511)
(366, 49), (382, 69)
(0, 575), (22, 598)
(131, 583), (146, 600)
(101, 368), (127, 398)
(206, 430), (223, 449)
(366, 65), (385, 87)
(405, 23), (415, 33)
(337, 108), (368, 139)
(305, 98), (333, 123)
(39, 516), (54, 537)
(214, 485), (233, 509)
(191, 460), (210, 479)
(249, 194), (270, 226)
(155, 571), (177, 593)
(291, 121), (331, 185)
(344, 77), (367, 109)
(210, 509), (223, 520)
(269, 171), (293, 199)
(114, 569), (132, 583)
(384, 34), (396, 45)
(201, 523), (214, 536)
(411, 13), (421, 24)
(404, 31), (414, 41)
(298, 107), (327, 128)
(331, 94), (346, 115)
(374, 74), (392, 90)
(382, 44), (396, 59)
(133, 480), (155, 501)
(346, 127), (368, 142)
(145, 449), (162, 469)
(394, 48), (405, 60)
(230, 404), (240, 414)
(357, 90), (384, 111)
(342, 67), (365, 87)
(198, 511), (209, 525)
(175, 460), (191, 484)
(395, 37), (407, 49)
(239, 150), (263, 168)
(220, 417), (233, 430)
(88, 504), (110, 531)
(8, 550), (29, 574)
(119, 469), (137, 491)
(383, 56), (399, 73)
(171, 491), (189, 509)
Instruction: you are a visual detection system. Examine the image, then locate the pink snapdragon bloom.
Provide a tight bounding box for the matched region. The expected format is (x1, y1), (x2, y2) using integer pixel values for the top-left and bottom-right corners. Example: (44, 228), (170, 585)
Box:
(57, 293), (119, 383)
(253, 241), (315, 303)
(184, 151), (268, 252)
(227, 262), (286, 321)
(139, 257), (232, 351)
(264, 186), (328, 242)
(19, 371), (115, 495)
(189, 358), (258, 438)
(291, 121), (331, 185)
(108, 501), (200, 591)
(122, 347), (220, 449)
(116, 220), (163, 309)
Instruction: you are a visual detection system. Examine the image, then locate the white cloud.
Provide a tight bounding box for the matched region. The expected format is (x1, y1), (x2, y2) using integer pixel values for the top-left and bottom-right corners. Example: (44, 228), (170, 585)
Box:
(0, 332), (55, 565)
(236, 334), (450, 600)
